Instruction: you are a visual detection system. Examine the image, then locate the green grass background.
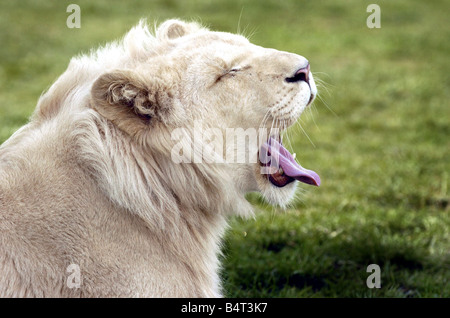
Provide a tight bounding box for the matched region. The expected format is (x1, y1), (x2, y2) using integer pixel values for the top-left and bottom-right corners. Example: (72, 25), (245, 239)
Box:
(0, 0), (448, 297)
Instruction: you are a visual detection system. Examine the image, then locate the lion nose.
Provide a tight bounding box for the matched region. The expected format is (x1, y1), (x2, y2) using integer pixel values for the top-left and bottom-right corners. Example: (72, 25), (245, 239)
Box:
(285, 63), (310, 85)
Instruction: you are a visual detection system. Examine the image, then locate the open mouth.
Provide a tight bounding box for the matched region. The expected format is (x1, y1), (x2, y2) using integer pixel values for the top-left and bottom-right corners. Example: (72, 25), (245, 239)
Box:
(259, 137), (320, 188)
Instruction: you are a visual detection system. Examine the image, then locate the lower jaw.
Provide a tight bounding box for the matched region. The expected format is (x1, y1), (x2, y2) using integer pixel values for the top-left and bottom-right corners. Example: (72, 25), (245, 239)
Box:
(268, 172), (295, 188)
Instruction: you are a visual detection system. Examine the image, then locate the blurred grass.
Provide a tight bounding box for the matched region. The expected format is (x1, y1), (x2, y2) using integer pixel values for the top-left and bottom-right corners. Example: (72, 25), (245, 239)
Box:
(0, 0), (448, 297)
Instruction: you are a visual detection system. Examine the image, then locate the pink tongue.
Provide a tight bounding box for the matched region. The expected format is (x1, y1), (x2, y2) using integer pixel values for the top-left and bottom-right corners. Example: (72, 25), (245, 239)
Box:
(263, 137), (321, 186)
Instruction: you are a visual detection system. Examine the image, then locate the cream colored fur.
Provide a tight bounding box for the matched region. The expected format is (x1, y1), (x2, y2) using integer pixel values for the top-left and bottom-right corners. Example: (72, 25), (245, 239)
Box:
(0, 19), (316, 297)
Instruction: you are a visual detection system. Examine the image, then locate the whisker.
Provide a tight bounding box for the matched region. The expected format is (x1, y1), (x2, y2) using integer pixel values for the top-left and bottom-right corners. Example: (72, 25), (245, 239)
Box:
(307, 103), (321, 131)
(259, 109), (272, 138)
(268, 115), (275, 140)
(317, 93), (338, 117)
(296, 118), (316, 148)
(237, 7), (244, 35)
(282, 119), (294, 152)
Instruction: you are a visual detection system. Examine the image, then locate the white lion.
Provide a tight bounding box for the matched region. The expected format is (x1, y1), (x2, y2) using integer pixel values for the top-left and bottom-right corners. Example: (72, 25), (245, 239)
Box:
(0, 19), (319, 297)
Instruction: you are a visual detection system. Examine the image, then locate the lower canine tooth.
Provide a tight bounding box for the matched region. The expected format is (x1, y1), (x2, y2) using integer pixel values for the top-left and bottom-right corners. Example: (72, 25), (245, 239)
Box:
(293, 153), (296, 159)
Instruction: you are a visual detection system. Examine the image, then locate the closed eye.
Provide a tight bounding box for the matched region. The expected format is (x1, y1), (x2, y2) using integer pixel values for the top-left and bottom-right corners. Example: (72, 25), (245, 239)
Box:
(230, 65), (251, 73)
(225, 68), (241, 77)
(215, 68), (241, 82)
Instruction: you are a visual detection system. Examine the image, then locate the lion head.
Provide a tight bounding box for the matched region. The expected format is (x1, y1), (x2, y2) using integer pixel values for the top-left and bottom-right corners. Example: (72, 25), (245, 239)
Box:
(87, 19), (320, 215)
(38, 19), (319, 222)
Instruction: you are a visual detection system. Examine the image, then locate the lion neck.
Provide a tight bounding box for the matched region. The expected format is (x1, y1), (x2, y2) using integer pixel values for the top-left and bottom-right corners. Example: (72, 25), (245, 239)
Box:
(71, 111), (255, 295)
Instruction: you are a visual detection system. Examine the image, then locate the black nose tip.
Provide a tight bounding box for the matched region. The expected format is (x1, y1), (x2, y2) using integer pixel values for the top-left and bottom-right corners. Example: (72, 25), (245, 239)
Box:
(286, 64), (310, 84)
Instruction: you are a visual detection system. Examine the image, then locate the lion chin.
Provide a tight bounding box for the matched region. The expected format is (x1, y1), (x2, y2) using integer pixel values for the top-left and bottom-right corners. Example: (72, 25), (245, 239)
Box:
(0, 19), (319, 297)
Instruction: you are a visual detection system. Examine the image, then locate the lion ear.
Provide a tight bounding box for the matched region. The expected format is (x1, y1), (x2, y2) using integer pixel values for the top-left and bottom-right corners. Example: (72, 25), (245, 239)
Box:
(157, 19), (203, 40)
(91, 70), (170, 135)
